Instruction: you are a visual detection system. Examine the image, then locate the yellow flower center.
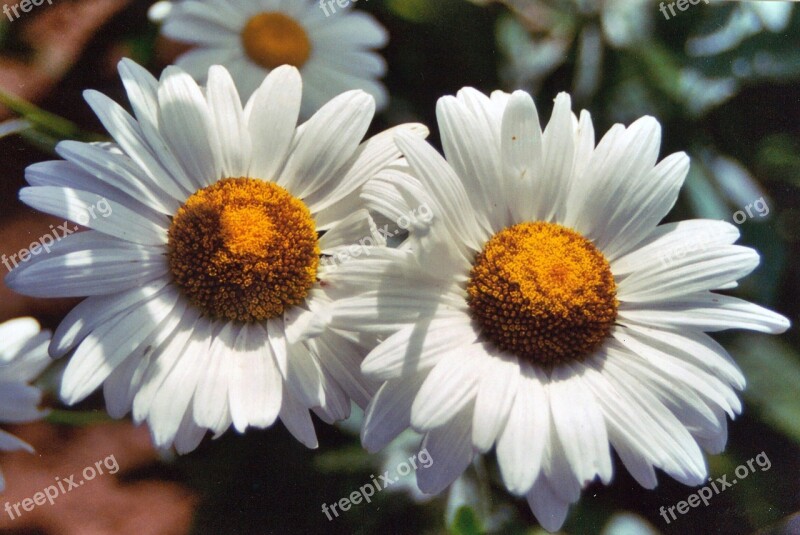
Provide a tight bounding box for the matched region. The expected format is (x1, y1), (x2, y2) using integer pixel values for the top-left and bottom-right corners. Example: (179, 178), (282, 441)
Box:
(467, 222), (617, 366)
(241, 12), (312, 70)
(168, 177), (319, 322)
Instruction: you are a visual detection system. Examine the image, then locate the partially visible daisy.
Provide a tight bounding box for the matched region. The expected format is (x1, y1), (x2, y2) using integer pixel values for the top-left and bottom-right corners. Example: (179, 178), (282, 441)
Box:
(323, 89), (790, 531)
(6, 59), (426, 453)
(469, 0), (653, 99)
(153, 0), (388, 116)
(0, 317), (51, 491)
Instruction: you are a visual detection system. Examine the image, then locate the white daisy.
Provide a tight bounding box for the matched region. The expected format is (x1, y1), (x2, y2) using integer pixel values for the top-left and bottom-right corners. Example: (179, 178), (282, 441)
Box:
(5, 58), (426, 454)
(322, 89), (791, 531)
(0, 317), (51, 491)
(156, 0), (389, 117)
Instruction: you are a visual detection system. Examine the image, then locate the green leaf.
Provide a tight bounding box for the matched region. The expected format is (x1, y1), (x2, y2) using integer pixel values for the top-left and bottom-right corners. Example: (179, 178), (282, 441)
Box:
(732, 335), (800, 444)
(756, 134), (800, 187)
(45, 409), (114, 426)
(0, 88), (105, 150)
(450, 505), (484, 535)
(385, 0), (440, 23)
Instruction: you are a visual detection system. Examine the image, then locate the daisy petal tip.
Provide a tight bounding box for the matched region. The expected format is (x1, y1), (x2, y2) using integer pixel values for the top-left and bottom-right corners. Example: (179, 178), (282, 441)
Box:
(116, 57), (139, 73)
(268, 64), (302, 82)
(769, 313), (791, 334)
(82, 88), (102, 103)
(207, 64), (231, 80)
(159, 64), (190, 84)
(554, 91), (572, 106)
(58, 386), (81, 408)
(393, 129), (425, 152)
(509, 89), (535, 107)
(404, 122), (430, 139)
(147, 0), (172, 23)
(359, 428), (385, 454)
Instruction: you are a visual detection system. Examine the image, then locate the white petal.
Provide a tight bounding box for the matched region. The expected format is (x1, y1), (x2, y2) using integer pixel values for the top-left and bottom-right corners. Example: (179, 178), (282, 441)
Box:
(193, 322), (235, 432)
(611, 219), (740, 276)
(495, 364), (548, 494)
(617, 245), (760, 302)
(361, 315), (477, 381)
(19, 186), (168, 245)
(395, 131), (485, 252)
(103, 345), (152, 419)
(416, 409), (473, 495)
(206, 66), (251, 178)
(411, 343), (485, 431)
(278, 90), (374, 198)
(116, 59), (196, 197)
(501, 90), (542, 224)
(0, 429), (34, 453)
(318, 209), (381, 253)
(311, 331), (377, 409)
(228, 323), (283, 432)
(471, 352), (521, 453)
(361, 374), (424, 453)
(0, 318), (41, 361)
(60, 286), (182, 404)
(549, 363), (613, 485)
(51, 281), (169, 359)
(148, 319), (212, 448)
(174, 406), (207, 454)
(161, 1), (243, 42)
(525, 476), (570, 533)
(437, 91), (501, 232)
(157, 66), (222, 189)
(5, 235), (167, 298)
(600, 152), (690, 260)
(305, 123), (428, 214)
(538, 92), (575, 222)
(245, 65), (302, 181)
(131, 306), (199, 423)
(71, 99), (183, 213)
(279, 388), (318, 448)
(592, 352), (707, 486)
(567, 116), (660, 238)
(284, 340), (325, 409)
(618, 291), (790, 333)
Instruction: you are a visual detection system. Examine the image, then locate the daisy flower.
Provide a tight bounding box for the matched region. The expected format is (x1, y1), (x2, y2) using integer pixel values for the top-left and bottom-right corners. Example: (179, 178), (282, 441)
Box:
(155, 0), (389, 117)
(0, 317), (51, 491)
(323, 89), (790, 531)
(5, 58), (426, 454)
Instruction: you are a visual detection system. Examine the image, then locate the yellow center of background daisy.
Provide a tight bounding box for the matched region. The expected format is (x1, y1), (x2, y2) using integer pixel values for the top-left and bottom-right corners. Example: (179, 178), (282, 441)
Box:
(241, 12), (312, 70)
(467, 222), (617, 366)
(168, 177), (319, 322)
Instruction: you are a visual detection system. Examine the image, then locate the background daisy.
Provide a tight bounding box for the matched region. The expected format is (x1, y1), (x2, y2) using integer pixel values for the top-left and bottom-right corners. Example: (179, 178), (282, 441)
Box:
(5, 59), (425, 454)
(323, 88), (791, 531)
(0, 317), (51, 492)
(155, 0), (389, 117)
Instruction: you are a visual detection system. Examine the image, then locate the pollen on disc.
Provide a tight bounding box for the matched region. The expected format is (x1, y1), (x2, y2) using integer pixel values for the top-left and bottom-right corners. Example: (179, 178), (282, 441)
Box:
(467, 221), (618, 366)
(168, 177), (319, 322)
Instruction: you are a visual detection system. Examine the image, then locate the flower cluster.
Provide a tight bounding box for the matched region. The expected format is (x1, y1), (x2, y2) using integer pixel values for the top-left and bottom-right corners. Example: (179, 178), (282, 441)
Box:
(0, 1), (790, 532)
